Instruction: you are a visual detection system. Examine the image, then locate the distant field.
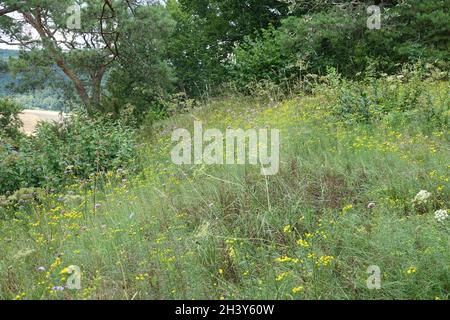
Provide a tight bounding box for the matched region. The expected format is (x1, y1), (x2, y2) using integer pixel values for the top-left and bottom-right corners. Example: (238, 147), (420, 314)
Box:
(19, 109), (63, 134)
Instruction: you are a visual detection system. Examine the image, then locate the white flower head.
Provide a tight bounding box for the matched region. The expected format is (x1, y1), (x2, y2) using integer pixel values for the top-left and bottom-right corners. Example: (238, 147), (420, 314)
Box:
(413, 190), (431, 205)
(434, 209), (448, 223)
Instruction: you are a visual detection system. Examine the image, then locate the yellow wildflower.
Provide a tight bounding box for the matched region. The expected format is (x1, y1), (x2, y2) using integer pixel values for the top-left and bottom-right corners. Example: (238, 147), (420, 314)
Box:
(275, 272), (289, 282)
(60, 267), (70, 275)
(292, 286), (303, 294)
(406, 267), (417, 274)
(296, 239), (310, 248)
(14, 293), (26, 300)
(317, 255), (335, 267)
(283, 225), (292, 234)
(274, 256), (292, 263)
(342, 204), (353, 214)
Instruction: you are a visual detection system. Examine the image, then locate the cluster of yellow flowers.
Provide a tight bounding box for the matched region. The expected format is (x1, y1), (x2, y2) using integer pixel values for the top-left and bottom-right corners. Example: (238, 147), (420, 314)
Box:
(341, 204), (353, 215)
(296, 239), (310, 248)
(406, 267), (417, 275)
(135, 273), (149, 281)
(292, 286), (303, 294)
(283, 225), (293, 234)
(274, 256), (302, 264)
(316, 255), (335, 268)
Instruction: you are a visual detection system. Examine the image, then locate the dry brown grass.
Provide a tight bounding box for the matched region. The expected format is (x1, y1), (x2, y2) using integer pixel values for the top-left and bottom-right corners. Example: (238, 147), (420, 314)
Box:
(19, 109), (63, 134)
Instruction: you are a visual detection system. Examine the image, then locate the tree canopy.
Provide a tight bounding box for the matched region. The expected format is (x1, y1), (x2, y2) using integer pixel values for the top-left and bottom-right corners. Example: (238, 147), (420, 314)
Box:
(0, 0), (448, 114)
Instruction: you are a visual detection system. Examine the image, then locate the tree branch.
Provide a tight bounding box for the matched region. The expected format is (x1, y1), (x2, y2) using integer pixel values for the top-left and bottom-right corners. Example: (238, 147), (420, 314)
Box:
(0, 6), (18, 16)
(100, 0), (120, 64)
(22, 10), (91, 107)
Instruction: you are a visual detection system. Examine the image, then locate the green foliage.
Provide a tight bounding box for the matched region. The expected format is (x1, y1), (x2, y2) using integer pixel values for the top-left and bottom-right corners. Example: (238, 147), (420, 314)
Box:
(1, 1), (449, 115)
(229, 0), (450, 89)
(0, 0), (449, 301)
(0, 1), (129, 109)
(229, 7), (368, 88)
(105, 4), (176, 120)
(0, 49), (80, 111)
(0, 187), (45, 219)
(7, 50), (77, 104)
(167, 0), (291, 96)
(0, 109), (137, 196)
(0, 98), (23, 141)
(13, 88), (66, 111)
(177, 0), (289, 40)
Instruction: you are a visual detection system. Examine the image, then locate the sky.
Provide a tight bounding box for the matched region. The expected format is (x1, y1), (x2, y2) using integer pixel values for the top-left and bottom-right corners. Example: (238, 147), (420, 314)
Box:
(0, 11), (21, 50)
(0, 43), (19, 50)
(0, 0), (166, 50)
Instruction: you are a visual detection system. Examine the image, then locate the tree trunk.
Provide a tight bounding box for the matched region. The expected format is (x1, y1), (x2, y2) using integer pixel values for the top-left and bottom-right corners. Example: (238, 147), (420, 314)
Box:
(90, 66), (106, 106)
(22, 10), (92, 108)
(55, 58), (91, 107)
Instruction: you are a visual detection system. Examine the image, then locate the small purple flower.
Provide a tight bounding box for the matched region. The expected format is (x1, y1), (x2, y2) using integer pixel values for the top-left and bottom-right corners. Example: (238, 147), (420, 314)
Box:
(51, 286), (65, 292)
(94, 203), (101, 209)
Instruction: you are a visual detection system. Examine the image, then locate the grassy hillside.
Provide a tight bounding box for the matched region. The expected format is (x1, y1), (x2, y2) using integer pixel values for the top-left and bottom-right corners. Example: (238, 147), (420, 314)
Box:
(0, 49), (18, 61)
(0, 49), (65, 111)
(0, 73), (449, 300)
(0, 49), (18, 96)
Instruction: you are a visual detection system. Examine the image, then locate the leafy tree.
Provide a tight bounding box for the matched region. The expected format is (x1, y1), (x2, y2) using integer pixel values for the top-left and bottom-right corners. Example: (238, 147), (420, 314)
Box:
(229, 0), (450, 88)
(105, 3), (176, 118)
(167, 0), (292, 96)
(229, 6), (368, 87)
(0, 0), (121, 109)
(367, 0), (450, 68)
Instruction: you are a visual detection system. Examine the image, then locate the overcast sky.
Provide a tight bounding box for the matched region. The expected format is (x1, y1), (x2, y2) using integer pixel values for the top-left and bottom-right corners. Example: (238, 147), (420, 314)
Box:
(0, 42), (18, 50)
(0, 10), (22, 50)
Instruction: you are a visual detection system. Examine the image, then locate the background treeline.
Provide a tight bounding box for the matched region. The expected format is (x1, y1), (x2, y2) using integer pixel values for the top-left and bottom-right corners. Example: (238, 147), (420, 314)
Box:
(0, 0), (448, 116)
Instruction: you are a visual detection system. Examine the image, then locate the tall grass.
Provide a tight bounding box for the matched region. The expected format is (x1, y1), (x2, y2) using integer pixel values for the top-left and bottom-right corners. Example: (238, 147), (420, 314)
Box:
(0, 73), (448, 300)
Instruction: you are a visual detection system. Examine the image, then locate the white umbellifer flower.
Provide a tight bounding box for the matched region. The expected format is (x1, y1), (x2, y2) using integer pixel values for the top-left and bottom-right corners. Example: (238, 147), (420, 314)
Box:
(434, 209), (448, 223)
(413, 190), (431, 204)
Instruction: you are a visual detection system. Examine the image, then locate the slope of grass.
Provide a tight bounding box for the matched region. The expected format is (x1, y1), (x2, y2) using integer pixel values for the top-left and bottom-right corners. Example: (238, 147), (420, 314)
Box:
(0, 75), (449, 300)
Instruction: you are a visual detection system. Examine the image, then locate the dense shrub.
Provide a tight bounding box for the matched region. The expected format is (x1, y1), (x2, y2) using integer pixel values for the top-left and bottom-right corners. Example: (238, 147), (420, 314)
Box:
(229, 0), (450, 89)
(323, 65), (449, 130)
(0, 110), (137, 196)
(0, 98), (23, 142)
